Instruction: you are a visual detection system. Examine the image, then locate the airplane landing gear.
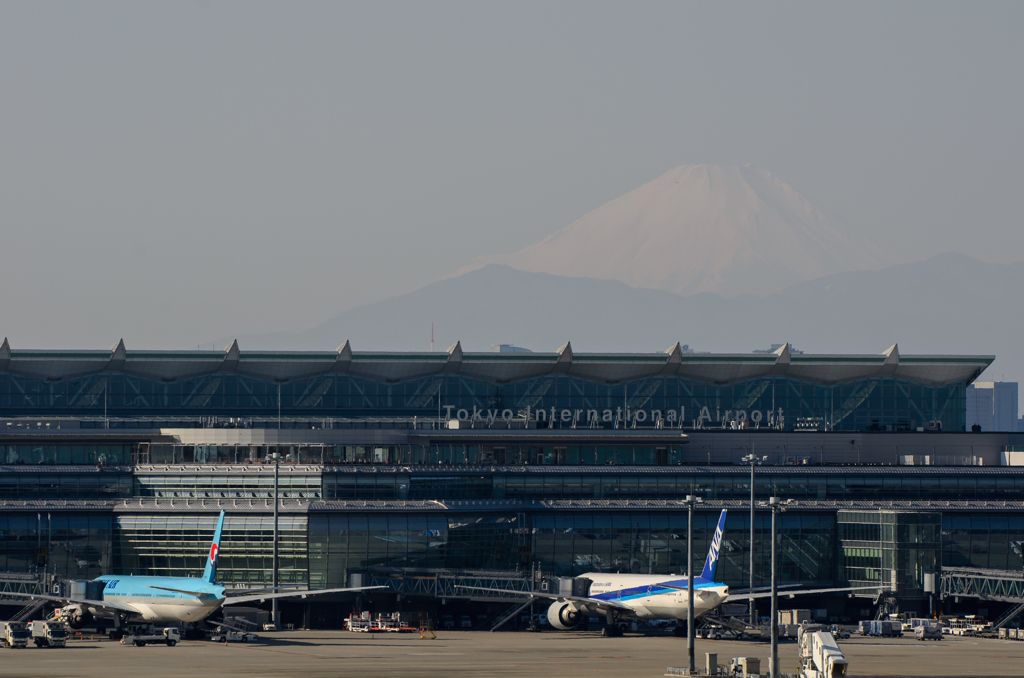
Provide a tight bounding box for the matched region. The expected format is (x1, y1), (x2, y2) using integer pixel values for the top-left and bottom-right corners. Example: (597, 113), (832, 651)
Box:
(602, 621), (629, 637)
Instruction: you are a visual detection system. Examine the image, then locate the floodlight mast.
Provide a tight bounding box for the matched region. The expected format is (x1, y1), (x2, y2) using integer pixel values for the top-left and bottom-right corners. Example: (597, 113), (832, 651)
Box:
(682, 495), (703, 675)
(741, 453), (767, 626)
(759, 496), (794, 678)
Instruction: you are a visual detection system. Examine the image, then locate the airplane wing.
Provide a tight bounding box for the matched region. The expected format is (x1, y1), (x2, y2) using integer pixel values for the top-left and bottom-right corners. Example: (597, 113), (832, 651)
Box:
(454, 585), (632, 611)
(728, 584), (801, 595)
(222, 585), (387, 606)
(727, 585), (885, 601)
(148, 586), (209, 598)
(223, 585), (302, 598)
(0, 591), (136, 614)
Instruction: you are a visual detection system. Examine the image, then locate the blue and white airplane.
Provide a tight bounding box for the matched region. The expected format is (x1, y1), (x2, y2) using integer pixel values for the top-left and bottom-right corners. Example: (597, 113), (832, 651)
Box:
(9, 511), (381, 630)
(461, 509), (878, 636)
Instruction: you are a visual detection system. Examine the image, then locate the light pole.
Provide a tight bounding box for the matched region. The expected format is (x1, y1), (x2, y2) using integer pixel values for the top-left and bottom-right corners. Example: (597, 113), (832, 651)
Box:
(682, 494), (703, 675)
(272, 449), (280, 628)
(758, 496), (794, 678)
(741, 453), (767, 626)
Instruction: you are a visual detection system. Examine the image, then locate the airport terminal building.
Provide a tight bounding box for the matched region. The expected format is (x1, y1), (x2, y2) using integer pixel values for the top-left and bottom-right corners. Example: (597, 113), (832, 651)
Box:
(1, 340), (1023, 626)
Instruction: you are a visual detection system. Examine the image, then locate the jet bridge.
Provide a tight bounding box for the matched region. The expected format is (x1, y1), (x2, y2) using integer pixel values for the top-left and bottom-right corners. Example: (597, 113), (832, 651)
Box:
(940, 567), (1024, 605)
(354, 567), (555, 602)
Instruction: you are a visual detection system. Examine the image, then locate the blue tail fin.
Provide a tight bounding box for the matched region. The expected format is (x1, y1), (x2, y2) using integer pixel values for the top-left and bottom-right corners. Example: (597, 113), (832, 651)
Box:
(699, 509), (727, 582)
(202, 510), (225, 584)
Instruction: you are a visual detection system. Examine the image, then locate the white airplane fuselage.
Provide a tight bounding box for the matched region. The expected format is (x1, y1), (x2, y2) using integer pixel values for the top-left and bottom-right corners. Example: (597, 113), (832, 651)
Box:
(581, 573), (729, 620)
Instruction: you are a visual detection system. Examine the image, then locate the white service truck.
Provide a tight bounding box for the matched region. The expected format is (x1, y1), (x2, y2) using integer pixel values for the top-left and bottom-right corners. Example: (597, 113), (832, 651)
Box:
(2, 622), (29, 648)
(120, 627), (180, 647)
(30, 620), (67, 648)
(798, 625), (849, 678)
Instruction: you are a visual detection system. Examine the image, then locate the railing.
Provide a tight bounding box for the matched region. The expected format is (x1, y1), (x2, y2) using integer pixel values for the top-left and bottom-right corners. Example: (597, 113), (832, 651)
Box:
(0, 573), (47, 598)
(8, 598), (47, 623)
(992, 602), (1024, 629)
(362, 567), (543, 602)
(941, 567), (1024, 604)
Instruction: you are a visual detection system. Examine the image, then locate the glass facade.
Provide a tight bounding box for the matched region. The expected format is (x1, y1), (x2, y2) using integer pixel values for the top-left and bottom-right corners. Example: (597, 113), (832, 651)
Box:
(310, 511), (834, 589)
(942, 514), (1024, 570)
(837, 511), (941, 596)
(114, 515), (308, 585)
(531, 511), (834, 587)
(1, 444), (133, 465)
(0, 506), (1020, 603)
(0, 513), (112, 580)
(307, 514), (517, 588)
(0, 372), (966, 433)
(135, 474), (322, 499)
(2, 468), (1024, 502)
(0, 472), (132, 499)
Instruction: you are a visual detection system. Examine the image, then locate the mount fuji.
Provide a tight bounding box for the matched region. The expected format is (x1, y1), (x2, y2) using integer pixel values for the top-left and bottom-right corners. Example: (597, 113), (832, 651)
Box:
(453, 164), (889, 297)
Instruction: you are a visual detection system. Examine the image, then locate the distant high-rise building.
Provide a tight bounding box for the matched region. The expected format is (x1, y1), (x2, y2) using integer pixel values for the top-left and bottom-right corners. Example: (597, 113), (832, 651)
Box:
(966, 382), (1019, 432)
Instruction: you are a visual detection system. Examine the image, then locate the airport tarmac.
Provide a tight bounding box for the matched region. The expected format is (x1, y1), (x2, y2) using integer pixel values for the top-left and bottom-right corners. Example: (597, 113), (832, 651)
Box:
(2, 630), (1024, 678)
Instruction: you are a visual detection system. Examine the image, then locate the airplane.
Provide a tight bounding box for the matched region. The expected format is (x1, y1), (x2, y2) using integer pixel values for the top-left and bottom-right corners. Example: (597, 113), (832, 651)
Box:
(6, 511), (382, 634)
(459, 509), (881, 637)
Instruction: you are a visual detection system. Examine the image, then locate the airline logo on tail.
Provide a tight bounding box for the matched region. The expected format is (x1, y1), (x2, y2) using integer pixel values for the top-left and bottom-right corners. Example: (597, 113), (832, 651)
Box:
(700, 509), (727, 582)
(203, 510), (226, 583)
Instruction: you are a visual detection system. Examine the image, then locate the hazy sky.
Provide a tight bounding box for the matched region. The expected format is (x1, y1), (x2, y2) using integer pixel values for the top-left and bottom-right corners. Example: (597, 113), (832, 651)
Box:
(2, 2), (1022, 349)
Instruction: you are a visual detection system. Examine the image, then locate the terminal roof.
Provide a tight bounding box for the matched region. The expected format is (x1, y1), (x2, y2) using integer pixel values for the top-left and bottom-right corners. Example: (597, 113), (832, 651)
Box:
(0, 340), (993, 388)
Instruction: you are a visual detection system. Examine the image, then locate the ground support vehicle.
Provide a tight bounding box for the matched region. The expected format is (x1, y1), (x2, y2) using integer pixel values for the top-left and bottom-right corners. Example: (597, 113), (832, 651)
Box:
(120, 628), (180, 647)
(210, 630), (257, 643)
(868, 620), (901, 637)
(797, 626), (848, 678)
(915, 625), (942, 641)
(345, 613), (416, 633)
(2, 622), (29, 648)
(830, 624), (850, 640)
(729, 657), (760, 676)
(30, 620), (66, 647)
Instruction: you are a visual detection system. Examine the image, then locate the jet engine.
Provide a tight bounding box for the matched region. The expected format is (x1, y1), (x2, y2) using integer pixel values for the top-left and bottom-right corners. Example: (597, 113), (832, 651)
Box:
(64, 605), (92, 630)
(546, 601), (582, 630)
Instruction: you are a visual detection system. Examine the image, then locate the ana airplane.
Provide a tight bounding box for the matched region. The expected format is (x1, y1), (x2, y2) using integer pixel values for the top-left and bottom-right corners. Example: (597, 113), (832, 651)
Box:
(460, 509), (878, 637)
(9, 511), (381, 632)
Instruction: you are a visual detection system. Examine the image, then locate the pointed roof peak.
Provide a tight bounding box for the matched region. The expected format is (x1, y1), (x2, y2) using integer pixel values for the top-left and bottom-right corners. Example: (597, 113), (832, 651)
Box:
(773, 342), (791, 364)
(110, 338), (127, 360)
(0, 338), (9, 360)
(883, 343), (899, 365)
(447, 341), (463, 361)
(337, 340), (352, 360)
(665, 342), (682, 364)
(224, 339), (240, 361)
(557, 341), (573, 362)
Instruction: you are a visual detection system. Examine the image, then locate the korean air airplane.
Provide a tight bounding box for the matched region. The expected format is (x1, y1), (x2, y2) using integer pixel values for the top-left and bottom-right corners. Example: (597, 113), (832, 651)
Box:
(460, 509), (878, 637)
(9, 511), (381, 631)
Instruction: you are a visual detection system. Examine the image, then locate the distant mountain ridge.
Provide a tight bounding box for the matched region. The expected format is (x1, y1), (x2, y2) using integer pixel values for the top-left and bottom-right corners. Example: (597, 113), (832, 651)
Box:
(452, 164), (889, 297)
(223, 253), (1020, 385)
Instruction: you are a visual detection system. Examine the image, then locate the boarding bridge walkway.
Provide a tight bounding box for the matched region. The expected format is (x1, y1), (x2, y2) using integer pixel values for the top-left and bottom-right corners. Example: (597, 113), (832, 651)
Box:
(940, 567), (1024, 609)
(0, 572), (50, 622)
(360, 567), (551, 603)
